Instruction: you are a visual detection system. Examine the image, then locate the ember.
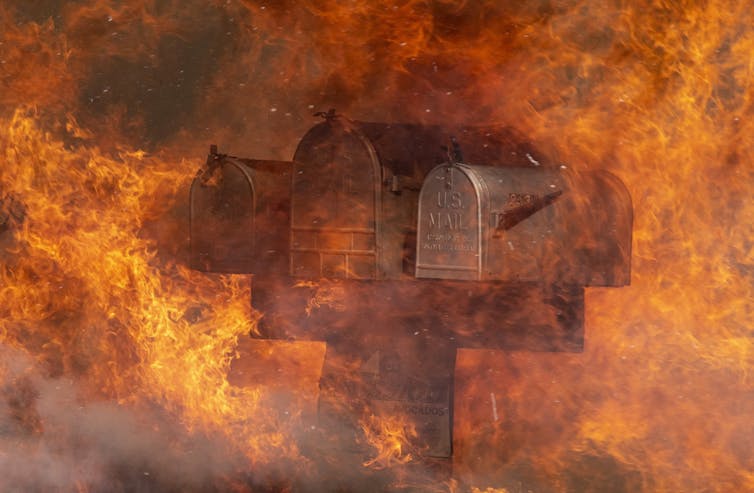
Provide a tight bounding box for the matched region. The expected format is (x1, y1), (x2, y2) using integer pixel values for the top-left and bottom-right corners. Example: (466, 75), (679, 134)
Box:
(1, 1), (753, 492)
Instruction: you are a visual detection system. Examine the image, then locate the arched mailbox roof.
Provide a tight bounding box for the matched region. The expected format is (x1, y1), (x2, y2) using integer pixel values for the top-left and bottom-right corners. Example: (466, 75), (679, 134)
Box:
(457, 164), (568, 218)
(295, 117), (561, 179)
(290, 119), (382, 279)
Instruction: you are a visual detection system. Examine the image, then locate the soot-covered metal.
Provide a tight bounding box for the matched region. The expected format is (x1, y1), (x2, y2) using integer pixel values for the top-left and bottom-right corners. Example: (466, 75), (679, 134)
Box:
(189, 113), (632, 459)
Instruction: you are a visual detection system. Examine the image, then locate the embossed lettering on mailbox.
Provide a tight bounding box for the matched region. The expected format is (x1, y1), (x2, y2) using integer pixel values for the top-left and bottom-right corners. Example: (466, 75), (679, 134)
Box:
(416, 165), (481, 280)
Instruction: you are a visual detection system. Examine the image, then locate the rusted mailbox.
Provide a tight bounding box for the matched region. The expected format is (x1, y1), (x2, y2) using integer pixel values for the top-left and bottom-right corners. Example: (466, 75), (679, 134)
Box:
(189, 113), (633, 460)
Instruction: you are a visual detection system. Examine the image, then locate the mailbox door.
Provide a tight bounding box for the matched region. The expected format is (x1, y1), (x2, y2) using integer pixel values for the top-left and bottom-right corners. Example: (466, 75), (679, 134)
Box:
(291, 123), (381, 279)
(416, 165), (483, 281)
(190, 161), (255, 272)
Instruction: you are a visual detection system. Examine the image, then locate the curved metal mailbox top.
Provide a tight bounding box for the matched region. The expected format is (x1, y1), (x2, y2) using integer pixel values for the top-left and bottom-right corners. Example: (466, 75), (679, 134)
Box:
(415, 163), (483, 281)
(291, 119), (382, 279)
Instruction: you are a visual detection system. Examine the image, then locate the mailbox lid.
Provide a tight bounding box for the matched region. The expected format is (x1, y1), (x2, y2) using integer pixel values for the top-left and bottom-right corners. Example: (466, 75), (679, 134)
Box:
(189, 155), (290, 274)
(415, 164), (483, 281)
(290, 120), (381, 279)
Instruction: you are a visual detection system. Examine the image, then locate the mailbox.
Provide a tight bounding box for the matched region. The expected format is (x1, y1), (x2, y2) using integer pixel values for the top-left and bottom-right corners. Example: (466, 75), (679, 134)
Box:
(289, 121), (382, 279)
(189, 148), (291, 274)
(415, 162), (631, 285)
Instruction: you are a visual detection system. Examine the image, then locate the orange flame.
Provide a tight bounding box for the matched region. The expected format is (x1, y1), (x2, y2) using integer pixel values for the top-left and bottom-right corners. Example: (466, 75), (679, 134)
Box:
(360, 412), (416, 469)
(1, 0), (754, 491)
(0, 110), (319, 487)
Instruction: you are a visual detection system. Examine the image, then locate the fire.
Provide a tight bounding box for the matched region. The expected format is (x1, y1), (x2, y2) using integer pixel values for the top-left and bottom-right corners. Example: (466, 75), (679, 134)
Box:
(360, 412), (416, 469)
(0, 109), (326, 489)
(2, 0), (754, 492)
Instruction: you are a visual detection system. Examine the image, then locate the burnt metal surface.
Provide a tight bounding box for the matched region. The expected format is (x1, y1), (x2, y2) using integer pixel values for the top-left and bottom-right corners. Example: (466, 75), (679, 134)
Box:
(192, 114), (632, 460)
(190, 149), (291, 274)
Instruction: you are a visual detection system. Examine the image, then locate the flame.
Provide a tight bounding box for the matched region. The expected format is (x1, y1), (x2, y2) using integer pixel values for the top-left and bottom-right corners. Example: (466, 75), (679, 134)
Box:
(1, 0), (754, 491)
(0, 109), (322, 488)
(360, 412), (416, 469)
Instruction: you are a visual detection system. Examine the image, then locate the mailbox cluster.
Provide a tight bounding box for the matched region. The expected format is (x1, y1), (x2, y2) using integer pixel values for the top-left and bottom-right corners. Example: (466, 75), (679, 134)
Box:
(191, 115), (631, 285)
(189, 114), (632, 458)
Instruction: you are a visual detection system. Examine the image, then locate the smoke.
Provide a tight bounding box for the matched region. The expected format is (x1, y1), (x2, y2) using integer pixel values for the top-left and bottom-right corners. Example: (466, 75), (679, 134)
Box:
(1, 0), (753, 491)
(0, 347), (246, 492)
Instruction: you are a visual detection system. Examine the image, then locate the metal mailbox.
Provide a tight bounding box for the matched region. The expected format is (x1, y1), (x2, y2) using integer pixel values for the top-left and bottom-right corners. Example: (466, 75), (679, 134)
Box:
(289, 121), (382, 279)
(189, 147), (291, 274)
(416, 162), (631, 285)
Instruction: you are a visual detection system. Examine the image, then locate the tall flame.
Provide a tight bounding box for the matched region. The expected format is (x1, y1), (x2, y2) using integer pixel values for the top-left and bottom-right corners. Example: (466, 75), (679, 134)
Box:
(0, 109), (325, 485)
(1, 0), (753, 491)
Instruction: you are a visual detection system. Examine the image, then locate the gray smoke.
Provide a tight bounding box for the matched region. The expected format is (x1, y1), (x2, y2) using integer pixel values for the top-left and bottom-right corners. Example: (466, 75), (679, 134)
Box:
(0, 346), (246, 493)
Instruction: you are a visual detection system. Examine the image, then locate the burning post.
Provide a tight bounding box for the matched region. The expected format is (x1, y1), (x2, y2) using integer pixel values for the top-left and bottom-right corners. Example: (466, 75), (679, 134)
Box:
(189, 112), (632, 459)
